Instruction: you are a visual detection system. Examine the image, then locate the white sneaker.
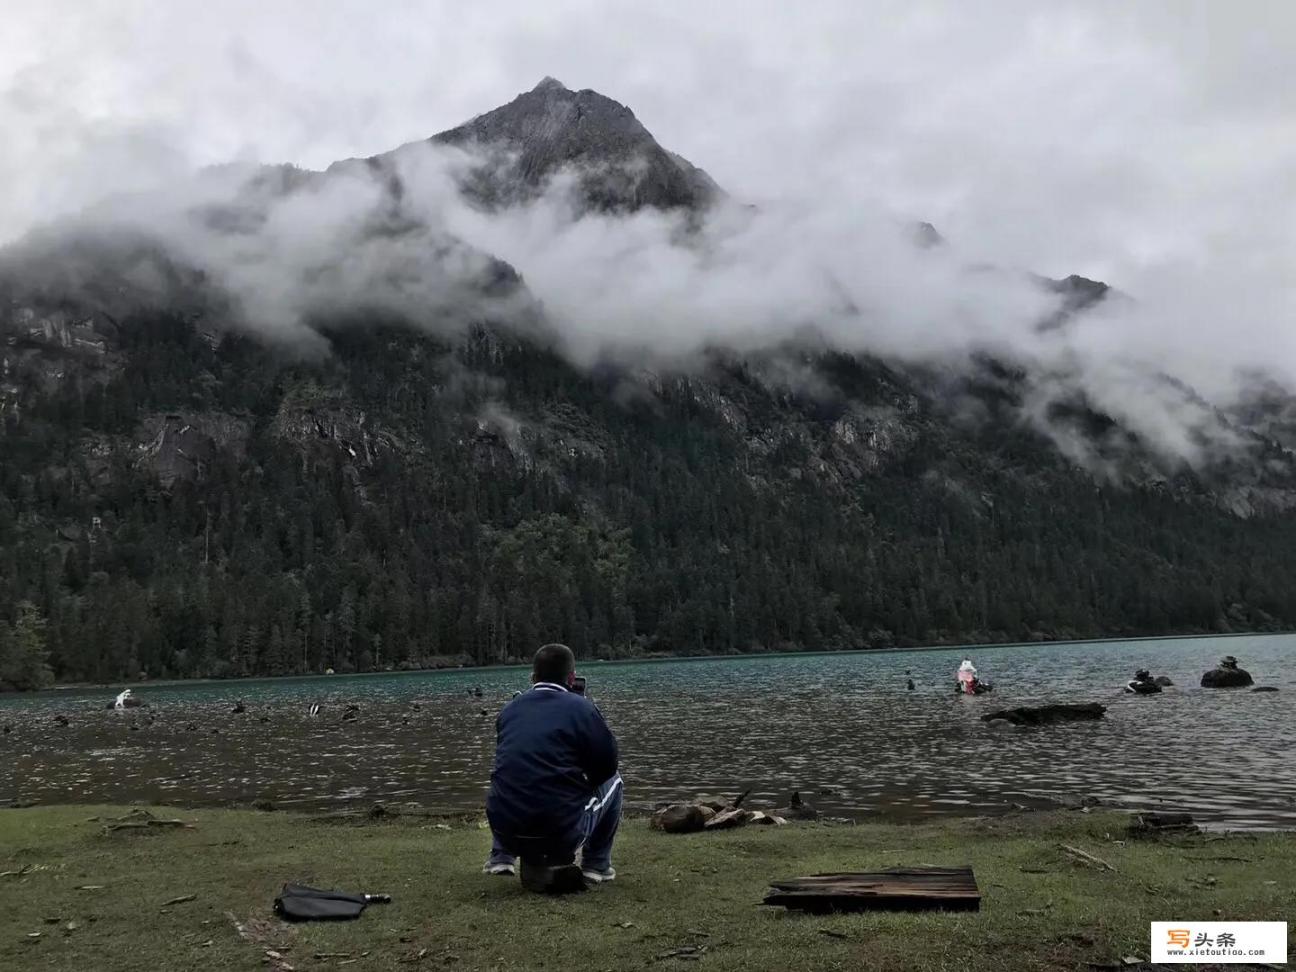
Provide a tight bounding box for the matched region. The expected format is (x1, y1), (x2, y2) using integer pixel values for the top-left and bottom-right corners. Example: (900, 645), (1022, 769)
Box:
(483, 861), (516, 876)
(581, 865), (616, 884)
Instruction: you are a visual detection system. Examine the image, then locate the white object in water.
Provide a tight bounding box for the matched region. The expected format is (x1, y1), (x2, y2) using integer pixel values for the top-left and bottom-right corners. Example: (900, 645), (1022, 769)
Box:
(956, 660), (977, 693)
(114, 689), (132, 710)
(308, 702), (320, 717)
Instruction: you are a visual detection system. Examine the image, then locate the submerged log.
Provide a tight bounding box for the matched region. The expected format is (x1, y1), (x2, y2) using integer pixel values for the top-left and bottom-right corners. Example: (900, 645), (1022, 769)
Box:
(765, 866), (980, 912)
(982, 703), (1106, 726)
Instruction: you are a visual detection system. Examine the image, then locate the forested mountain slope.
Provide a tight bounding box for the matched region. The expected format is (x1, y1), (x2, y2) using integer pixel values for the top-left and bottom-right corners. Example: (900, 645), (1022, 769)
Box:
(3, 79), (1295, 687)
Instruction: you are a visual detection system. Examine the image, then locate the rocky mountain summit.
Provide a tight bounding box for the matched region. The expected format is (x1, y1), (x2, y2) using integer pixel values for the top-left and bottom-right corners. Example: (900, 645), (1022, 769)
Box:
(430, 76), (720, 213)
(3, 79), (1296, 685)
(322, 76), (720, 217)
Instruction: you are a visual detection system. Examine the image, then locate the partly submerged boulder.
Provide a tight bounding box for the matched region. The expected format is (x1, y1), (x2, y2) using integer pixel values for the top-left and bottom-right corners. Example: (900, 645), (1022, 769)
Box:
(1201, 656), (1253, 688)
(982, 703), (1106, 726)
(1252, 686), (1279, 693)
(1126, 669), (1164, 694)
(103, 697), (146, 709)
(1125, 680), (1162, 695)
(1153, 675), (1174, 687)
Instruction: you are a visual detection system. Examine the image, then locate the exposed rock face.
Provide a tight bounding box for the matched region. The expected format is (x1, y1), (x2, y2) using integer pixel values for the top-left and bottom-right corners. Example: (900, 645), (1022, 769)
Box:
(135, 412), (250, 486)
(982, 703), (1106, 726)
(271, 386), (410, 467)
(425, 77), (722, 214)
(1036, 274), (1113, 332)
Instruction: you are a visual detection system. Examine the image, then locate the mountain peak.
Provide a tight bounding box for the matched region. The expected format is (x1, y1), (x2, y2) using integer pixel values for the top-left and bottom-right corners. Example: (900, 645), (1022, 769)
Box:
(427, 79), (722, 214)
(533, 76), (568, 93)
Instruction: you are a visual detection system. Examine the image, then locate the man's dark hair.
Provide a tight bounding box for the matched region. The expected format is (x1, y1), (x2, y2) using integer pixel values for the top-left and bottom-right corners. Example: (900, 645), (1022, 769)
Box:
(533, 643), (575, 685)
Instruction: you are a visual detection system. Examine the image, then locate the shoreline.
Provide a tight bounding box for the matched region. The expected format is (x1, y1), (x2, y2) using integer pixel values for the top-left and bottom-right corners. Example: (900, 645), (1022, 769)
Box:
(20, 628), (1295, 696)
(3, 804), (1292, 972)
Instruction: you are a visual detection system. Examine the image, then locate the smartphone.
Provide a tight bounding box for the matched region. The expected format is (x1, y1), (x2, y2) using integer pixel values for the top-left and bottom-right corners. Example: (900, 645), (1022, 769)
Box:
(570, 675), (587, 696)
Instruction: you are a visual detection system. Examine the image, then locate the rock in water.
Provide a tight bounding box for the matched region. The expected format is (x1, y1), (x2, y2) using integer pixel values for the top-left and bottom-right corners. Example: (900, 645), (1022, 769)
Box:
(982, 703), (1106, 726)
(1129, 812), (1199, 837)
(1125, 669), (1162, 694)
(651, 804), (707, 834)
(1252, 686), (1279, 693)
(1200, 656), (1253, 688)
(1153, 675), (1174, 687)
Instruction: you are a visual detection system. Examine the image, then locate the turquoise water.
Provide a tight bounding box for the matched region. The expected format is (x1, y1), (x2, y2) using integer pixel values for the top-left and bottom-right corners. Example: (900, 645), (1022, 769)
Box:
(2, 634), (1294, 828)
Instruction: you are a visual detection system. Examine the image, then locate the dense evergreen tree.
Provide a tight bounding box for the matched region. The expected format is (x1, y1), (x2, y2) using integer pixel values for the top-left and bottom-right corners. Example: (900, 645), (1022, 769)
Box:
(2, 311), (1296, 687)
(0, 601), (54, 691)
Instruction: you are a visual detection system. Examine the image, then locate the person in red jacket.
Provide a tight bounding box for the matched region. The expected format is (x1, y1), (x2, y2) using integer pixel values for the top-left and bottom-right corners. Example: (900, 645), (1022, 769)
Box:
(483, 643), (622, 884)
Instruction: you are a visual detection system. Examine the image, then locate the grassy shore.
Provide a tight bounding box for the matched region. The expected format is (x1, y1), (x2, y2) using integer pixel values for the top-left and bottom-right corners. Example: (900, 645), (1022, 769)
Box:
(1, 806), (1291, 972)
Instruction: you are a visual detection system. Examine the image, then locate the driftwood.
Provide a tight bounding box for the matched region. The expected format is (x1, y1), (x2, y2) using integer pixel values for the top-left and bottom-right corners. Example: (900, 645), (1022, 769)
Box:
(704, 808), (749, 831)
(101, 808), (193, 833)
(765, 866), (981, 912)
(652, 795), (787, 834)
(652, 805), (709, 834)
(983, 703), (1106, 726)
(104, 819), (193, 833)
(1060, 844), (1115, 871)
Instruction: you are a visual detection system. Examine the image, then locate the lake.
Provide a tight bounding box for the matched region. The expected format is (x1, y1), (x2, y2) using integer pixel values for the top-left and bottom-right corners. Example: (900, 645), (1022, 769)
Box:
(2, 634), (1294, 829)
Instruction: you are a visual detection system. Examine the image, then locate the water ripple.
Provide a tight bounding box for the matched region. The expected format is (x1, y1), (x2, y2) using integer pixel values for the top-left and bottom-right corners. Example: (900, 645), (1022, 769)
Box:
(1, 634), (1293, 828)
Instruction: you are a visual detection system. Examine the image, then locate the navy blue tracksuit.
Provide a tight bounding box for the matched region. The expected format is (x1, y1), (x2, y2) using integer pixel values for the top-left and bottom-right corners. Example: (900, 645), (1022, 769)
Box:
(485, 682), (621, 867)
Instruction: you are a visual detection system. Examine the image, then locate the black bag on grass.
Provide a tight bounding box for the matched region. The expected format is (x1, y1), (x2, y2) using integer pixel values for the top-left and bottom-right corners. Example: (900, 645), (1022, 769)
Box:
(274, 883), (391, 921)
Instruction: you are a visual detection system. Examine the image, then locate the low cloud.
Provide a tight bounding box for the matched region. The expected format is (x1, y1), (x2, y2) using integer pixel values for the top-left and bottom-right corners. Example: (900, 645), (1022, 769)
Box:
(2, 0), (1294, 476)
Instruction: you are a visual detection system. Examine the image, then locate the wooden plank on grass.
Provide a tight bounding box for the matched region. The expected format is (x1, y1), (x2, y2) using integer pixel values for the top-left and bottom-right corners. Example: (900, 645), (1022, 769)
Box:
(764, 866), (981, 912)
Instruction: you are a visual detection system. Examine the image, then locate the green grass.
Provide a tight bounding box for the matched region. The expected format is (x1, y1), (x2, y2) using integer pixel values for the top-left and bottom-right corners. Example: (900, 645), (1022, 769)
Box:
(1, 806), (1292, 971)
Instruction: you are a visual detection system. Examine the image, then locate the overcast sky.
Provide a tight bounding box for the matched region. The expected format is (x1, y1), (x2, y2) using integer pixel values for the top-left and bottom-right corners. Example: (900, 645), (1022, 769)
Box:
(3, 1), (1292, 271)
(3, 0), (1294, 418)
